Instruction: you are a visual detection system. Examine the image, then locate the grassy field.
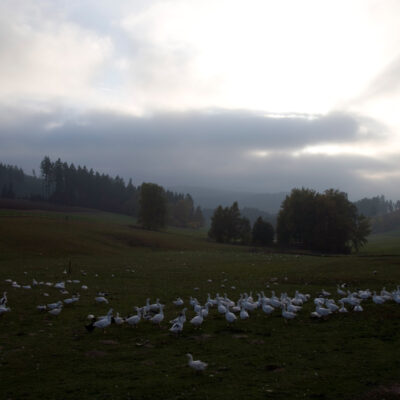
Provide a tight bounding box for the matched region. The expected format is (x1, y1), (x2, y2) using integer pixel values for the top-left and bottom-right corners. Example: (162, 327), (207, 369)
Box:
(1, 209), (400, 399)
(360, 229), (400, 256)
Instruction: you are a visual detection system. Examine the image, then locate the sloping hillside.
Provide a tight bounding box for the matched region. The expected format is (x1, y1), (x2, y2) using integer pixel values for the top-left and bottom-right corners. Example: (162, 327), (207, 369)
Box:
(0, 209), (223, 260)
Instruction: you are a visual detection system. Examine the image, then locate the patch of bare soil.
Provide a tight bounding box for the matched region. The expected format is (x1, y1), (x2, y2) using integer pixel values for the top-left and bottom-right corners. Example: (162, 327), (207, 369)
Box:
(360, 384), (400, 400)
(99, 339), (119, 345)
(85, 350), (107, 358)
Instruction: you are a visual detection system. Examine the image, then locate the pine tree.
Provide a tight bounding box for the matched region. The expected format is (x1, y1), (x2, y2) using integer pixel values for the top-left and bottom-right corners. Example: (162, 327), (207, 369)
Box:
(138, 183), (167, 230)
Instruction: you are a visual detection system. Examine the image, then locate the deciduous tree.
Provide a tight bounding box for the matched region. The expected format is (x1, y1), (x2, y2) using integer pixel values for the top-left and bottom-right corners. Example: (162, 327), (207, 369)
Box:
(277, 188), (370, 253)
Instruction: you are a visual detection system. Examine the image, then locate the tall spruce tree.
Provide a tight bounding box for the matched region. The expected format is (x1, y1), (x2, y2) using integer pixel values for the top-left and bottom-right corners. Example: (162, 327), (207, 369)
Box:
(138, 183), (167, 230)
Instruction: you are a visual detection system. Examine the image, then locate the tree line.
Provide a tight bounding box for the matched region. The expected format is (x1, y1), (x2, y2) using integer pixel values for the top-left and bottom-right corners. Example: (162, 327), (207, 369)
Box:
(0, 158), (395, 246)
(40, 156), (204, 229)
(208, 202), (274, 246)
(1, 157), (204, 229)
(209, 188), (371, 253)
(354, 195), (400, 217)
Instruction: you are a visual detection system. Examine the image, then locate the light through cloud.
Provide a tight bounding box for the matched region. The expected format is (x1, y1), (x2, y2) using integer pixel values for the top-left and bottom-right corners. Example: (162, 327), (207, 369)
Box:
(293, 145), (378, 158)
(0, 0), (399, 199)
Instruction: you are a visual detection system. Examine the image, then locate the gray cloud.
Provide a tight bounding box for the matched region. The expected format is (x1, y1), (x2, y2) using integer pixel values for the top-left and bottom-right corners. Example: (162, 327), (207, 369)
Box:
(0, 106), (396, 200)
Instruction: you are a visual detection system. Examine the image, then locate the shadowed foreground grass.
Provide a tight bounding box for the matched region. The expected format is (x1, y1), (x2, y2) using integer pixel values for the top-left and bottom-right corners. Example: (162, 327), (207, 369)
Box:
(1, 210), (400, 399)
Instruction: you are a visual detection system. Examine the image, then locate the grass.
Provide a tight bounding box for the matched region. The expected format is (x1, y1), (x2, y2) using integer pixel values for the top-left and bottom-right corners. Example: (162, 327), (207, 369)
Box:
(360, 228), (400, 256)
(1, 209), (400, 399)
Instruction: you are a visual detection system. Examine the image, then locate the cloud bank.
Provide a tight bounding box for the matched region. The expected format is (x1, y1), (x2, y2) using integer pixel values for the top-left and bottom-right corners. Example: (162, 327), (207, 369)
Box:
(0, 106), (397, 200)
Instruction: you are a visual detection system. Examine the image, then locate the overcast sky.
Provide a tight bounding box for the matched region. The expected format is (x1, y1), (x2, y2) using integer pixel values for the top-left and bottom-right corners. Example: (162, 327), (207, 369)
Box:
(1, 0), (400, 200)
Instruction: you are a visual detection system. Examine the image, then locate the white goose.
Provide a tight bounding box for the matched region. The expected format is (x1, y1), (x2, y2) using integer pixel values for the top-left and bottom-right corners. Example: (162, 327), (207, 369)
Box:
(269, 292), (281, 308)
(315, 305), (331, 317)
(113, 312), (125, 325)
(170, 308), (187, 325)
(201, 304), (209, 318)
(314, 297), (325, 306)
(193, 303), (202, 314)
(372, 291), (385, 304)
(286, 300), (301, 313)
(321, 289), (331, 297)
(95, 296), (109, 304)
(150, 304), (164, 325)
(126, 307), (142, 327)
(240, 304), (249, 320)
(217, 299), (227, 314)
(190, 312), (204, 328)
(169, 320), (184, 334)
(54, 281), (65, 290)
(173, 297), (184, 306)
(261, 299), (274, 315)
(325, 300), (339, 313)
(338, 300), (348, 313)
(0, 291), (7, 306)
(93, 308), (113, 330)
(242, 293), (258, 311)
(64, 295), (79, 305)
(206, 293), (217, 307)
(186, 353), (207, 371)
(310, 310), (322, 318)
(47, 301), (63, 310)
(149, 298), (161, 312)
(0, 305), (11, 315)
(48, 307), (62, 316)
(225, 305), (237, 324)
(142, 299), (152, 319)
(281, 304), (296, 321)
(358, 290), (371, 300)
(380, 287), (392, 301)
(337, 285), (346, 296)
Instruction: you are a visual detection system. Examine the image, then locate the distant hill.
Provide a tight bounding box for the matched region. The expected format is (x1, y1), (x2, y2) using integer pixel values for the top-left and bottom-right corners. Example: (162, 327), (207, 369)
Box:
(168, 186), (287, 214)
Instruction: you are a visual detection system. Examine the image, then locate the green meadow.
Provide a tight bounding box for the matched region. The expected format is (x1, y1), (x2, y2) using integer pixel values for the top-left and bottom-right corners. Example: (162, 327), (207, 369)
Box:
(1, 209), (400, 400)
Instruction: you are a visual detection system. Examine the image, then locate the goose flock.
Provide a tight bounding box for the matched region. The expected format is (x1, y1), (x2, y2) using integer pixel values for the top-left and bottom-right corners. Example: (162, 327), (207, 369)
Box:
(3, 274), (400, 327)
(2, 273), (400, 372)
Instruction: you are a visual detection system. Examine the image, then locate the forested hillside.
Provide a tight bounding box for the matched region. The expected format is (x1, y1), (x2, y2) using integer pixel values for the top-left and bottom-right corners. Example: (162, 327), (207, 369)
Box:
(354, 195), (400, 217)
(0, 158), (204, 229)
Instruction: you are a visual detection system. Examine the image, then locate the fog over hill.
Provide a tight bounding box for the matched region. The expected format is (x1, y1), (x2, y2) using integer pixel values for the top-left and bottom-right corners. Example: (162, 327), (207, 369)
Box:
(168, 186), (287, 214)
